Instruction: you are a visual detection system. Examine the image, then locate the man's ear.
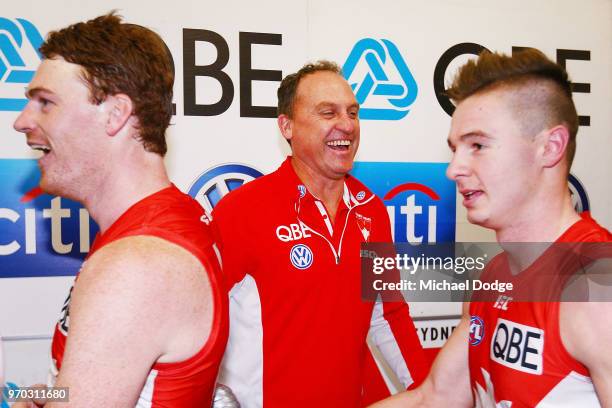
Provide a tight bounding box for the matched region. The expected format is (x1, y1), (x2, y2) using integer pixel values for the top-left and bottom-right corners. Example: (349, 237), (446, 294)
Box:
(105, 94), (134, 136)
(540, 124), (570, 168)
(278, 114), (293, 142)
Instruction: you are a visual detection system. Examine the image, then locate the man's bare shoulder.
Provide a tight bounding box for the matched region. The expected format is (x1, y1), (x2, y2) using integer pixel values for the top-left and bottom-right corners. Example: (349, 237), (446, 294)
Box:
(82, 235), (209, 286)
(73, 235), (214, 361)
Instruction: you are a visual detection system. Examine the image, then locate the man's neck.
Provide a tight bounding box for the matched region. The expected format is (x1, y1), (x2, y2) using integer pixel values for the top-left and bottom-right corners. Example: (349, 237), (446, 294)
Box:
(291, 158), (345, 223)
(496, 192), (580, 273)
(84, 155), (170, 233)
(496, 194), (580, 243)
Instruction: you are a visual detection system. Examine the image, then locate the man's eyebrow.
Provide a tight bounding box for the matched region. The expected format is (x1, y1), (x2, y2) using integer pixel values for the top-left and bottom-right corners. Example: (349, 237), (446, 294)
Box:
(460, 131), (491, 140)
(315, 102), (335, 109)
(315, 101), (360, 110)
(447, 131), (492, 147)
(25, 86), (54, 99)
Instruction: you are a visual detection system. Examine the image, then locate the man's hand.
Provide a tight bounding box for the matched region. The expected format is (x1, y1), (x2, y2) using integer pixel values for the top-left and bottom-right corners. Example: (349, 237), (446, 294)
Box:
(369, 303), (473, 408)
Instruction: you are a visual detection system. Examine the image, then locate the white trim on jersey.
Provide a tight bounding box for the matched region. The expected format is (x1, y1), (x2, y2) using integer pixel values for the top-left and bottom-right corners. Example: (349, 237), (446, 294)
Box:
(368, 300), (413, 389)
(135, 369), (158, 408)
(48, 349), (59, 387)
(537, 371), (600, 407)
(212, 243), (223, 268)
(219, 275), (264, 408)
(314, 200), (334, 236)
(296, 183), (375, 265)
(475, 368), (600, 408)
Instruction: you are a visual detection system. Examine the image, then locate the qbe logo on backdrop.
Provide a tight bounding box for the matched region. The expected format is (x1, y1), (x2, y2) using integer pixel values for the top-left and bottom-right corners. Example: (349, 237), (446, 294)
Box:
(351, 162), (455, 243)
(188, 163), (263, 213)
(342, 38), (417, 120)
(0, 18), (44, 111)
(0, 159), (98, 278)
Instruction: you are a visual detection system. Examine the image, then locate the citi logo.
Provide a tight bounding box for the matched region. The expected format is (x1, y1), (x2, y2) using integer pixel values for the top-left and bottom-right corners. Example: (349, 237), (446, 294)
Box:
(351, 162), (456, 244)
(0, 159), (97, 278)
(384, 183), (440, 244)
(0, 17), (44, 111)
(290, 244), (313, 270)
(343, 38), (417, 120)
(188, 163), (263, 213)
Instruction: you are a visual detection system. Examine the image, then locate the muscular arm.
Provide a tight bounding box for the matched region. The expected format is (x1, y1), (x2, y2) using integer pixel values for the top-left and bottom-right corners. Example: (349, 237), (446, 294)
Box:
(46, 235), (213, 407)
(369, 303), (473, 408)
(561, 259), (612, 406)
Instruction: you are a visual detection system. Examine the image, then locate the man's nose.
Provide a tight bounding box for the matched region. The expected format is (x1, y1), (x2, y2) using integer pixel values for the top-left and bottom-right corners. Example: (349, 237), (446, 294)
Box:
(13, 102), (36, 134)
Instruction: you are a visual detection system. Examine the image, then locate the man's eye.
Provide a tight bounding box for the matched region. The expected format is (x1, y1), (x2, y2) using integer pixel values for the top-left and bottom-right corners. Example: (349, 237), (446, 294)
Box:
(473, 143), (484, 150)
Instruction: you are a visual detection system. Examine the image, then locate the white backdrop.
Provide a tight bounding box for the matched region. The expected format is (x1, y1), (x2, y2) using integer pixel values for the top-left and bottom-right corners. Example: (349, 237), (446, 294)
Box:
(1, 0), (610, 391)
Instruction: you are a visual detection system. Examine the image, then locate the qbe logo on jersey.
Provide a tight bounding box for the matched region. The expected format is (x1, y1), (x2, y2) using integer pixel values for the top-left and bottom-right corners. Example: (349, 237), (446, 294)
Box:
(491, 318), (544, 375)
(351, 162), (455, 243)
(188, 163), (263, 213)
(0, 159), (98, 278)
(342, 38), (417, 120)
(0, 18), (44, 111)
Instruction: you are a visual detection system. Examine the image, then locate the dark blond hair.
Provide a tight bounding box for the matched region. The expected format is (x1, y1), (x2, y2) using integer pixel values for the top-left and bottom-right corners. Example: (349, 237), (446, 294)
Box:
(447, 49), (578, 167)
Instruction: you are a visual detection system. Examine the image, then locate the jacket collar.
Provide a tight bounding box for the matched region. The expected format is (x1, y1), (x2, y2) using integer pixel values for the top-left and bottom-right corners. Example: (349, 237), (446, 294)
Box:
(278, 156), (376, 209)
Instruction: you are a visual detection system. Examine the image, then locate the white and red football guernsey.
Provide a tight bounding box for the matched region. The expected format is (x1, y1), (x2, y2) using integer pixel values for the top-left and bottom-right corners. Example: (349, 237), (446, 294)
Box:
(50, 185), (228, 407)
(469, 214), (612, 407)
(212, 157), (427, 407)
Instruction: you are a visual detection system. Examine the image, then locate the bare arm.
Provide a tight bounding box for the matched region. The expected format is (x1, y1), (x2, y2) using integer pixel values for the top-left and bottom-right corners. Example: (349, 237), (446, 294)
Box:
(46, 235), (213, 407)
(561, 259), (612, 406)
(369, 303), (473, 408)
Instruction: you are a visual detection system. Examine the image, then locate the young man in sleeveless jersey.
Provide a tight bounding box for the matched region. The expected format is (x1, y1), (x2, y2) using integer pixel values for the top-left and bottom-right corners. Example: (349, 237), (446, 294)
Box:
(371, 49), (611, 407)
(12, 13), (228, 407)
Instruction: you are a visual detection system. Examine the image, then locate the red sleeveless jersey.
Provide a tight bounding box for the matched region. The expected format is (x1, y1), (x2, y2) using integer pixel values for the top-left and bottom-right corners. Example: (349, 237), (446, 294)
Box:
(469, 214), (611, 407)
(50, 185), (228, 407)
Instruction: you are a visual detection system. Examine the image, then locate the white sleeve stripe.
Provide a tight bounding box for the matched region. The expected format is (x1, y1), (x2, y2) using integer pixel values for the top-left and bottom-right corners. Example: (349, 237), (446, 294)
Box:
(212, 243), (222, 268)
(219, 275), (264, 408)
(368, 301), (413, 389)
